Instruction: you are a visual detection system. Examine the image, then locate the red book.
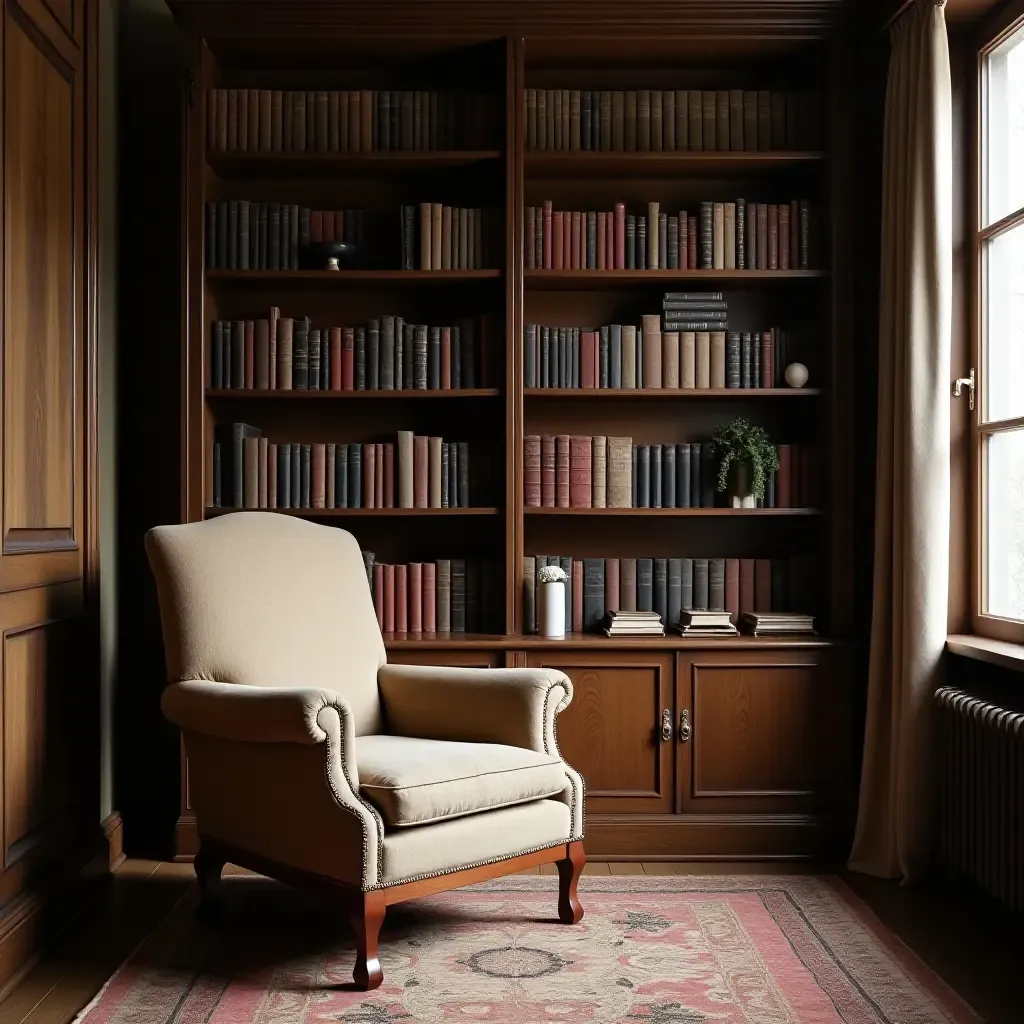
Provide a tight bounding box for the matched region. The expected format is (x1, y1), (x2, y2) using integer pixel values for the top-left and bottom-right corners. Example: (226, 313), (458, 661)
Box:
(580, 330), (597, 388)
(541, 435), (556, 506)
(423, 562), (436, 633)
(310, 209), (323, 243)
(413, 435), (429, 508)
(363, 443), (376, 509)
(687, 214), (698, 269)
(679, 214), (688, 269)
(524, 435), (542, 506)
(614, 203), (626, 269)
(374, 442), (384, 508)
(776, 444), (792, 508)
(739, 558), (756, 616)
(790, 199), (799, 263)
(555, 435), (570, 507)
(553, 211), (564, 269)
(329, 327), (342, 390)
(269, 306), (279, 390)
(312, 443), (326, 508)
(441, 327), (452, 389)
(342, 328), (355, 390)
(409, 562), (423, 633)
(383, 443), (395, 508)
(755, 558), (772, 612)
(562, 212), (571, 272)
(725, 558), (740, 624)
(569, 435), (592, 508)
(571, 211), (581, 270)
(373, 562), (384, 628)
(761, 329), (774, 389)
(767, 203), (779, 270)
(596, 212), (607, 270)
(572, 560), (584, 632)
(244, 320), (255, 389)
(542, 200), (553, 269)
(605, 557), (620, 614)
(383, 563), (396, 633)
(395, 564), (408, 632)
(779, 203), (791, 270)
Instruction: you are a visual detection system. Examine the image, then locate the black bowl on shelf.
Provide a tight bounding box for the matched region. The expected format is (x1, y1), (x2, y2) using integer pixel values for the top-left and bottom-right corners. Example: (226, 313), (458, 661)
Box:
(300, 241), (359, 270)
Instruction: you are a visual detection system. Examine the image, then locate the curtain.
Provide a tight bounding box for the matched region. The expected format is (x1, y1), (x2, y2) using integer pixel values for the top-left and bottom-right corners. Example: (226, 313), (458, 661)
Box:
(849, 0), (952, 882)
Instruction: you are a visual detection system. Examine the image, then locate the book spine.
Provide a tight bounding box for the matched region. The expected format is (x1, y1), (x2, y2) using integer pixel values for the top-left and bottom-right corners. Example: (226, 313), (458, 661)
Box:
(569, 435), (592, 508)
(555, 435), (570, 507)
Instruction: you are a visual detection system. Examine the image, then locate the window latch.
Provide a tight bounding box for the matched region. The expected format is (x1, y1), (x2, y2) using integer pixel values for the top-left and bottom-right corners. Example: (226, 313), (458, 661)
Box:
(953, 368), (975, 411)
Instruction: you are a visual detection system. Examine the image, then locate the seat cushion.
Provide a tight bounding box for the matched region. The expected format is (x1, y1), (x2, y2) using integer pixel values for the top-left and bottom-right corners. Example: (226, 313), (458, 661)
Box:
(355, 735), (567, 828)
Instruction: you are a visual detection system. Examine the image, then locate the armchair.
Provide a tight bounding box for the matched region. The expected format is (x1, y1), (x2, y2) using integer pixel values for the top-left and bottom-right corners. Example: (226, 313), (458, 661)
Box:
(146, 512), (585, 989)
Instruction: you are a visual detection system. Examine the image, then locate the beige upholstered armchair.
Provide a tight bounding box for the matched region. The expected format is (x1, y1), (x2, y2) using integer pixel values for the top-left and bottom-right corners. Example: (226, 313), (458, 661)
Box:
(146, 512), (585, 989)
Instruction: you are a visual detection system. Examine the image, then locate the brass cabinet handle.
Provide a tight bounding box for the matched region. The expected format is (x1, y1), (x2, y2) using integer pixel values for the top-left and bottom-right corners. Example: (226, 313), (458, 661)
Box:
(660, 708), (673, 742)
(679, 709), (692, 742)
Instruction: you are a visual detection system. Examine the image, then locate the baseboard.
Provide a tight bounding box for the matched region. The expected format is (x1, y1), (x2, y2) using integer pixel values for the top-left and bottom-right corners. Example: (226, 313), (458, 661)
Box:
(102, 812), (125, 871)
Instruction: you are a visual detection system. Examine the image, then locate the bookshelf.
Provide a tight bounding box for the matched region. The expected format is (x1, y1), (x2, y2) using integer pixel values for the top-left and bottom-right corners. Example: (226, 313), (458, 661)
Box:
(171, 3), (855, 862)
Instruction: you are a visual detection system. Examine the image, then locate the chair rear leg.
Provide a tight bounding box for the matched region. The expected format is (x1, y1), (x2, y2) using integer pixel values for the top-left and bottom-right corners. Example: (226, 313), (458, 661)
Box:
(557, 841), (585, 924)
(350, 891), (386, 990)
(194, 842), (227, 924)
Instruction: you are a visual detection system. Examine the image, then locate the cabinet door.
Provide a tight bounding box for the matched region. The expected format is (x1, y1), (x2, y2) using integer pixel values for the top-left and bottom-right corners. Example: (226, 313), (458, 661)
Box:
(527, 651), (674, 814)
(676, 648), (850, 815)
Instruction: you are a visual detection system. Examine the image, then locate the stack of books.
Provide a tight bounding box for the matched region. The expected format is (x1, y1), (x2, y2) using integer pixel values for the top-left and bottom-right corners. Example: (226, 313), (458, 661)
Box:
(602, 610), (666, 637)
(740, 612), (816, 636)
(662, 290), (728, 333)
(673, 610), (740, 637)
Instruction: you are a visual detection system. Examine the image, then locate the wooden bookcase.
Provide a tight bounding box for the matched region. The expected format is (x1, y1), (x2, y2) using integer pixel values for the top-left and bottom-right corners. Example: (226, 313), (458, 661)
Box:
(169, 1), (855, 862)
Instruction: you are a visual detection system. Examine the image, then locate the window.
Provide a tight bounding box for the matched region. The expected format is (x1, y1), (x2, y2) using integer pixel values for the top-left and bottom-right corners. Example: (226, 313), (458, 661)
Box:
(977, 14), (1024, 640)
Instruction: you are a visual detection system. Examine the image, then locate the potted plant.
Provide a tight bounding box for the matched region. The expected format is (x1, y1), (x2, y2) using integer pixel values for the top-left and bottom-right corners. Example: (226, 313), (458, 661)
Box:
(537, 563), (568, 639)
(711, 417), (779, 508)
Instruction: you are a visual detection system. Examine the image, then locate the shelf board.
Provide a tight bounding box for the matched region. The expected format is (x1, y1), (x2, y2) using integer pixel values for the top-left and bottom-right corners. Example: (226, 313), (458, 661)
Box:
(526, 269), (826, 289)
(206, 269), (501, 285)
(383, 632), (836, 650)
(526, 150), (826, 178)
(206, 506), (500, 518)
(207, 150), (502, 177)
(207, 387), (501, 399)
(524, 387), (820, 398)
(524, 507), (821, 517)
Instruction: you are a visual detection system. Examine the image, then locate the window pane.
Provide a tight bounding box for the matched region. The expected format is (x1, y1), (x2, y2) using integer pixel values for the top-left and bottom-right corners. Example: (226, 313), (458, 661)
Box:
(985, 20), (1024, 226)
(984, 223), (1024, 422)
(985, 428), (1024, 621)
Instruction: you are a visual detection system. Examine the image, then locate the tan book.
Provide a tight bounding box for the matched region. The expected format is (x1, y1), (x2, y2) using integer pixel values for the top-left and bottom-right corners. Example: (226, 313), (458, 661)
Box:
(243, 437), (259, 508)
(432, 203), (443, 270)
(729, 89), (744, 150)
(259, 89), (272, 152)
(641, 314), (662, 389)
(681, 332), (696, 388)
(710, 331), (726, 388)
(258, 437), (269, 508)
(428, 437), (443, 507)
(397, 430), (414, 507)
(271, 90), (283, 151)
(441, 206), (453, 270)
(419, 203), (432, 269)
(625, 91), (638, 151)
(724, 202), (736, 269)
(702, 90), (716, 151)
(612, 90), (625, 150)
(227, 88), (238, 150)
(570, 89), (581, 150)
(676, 89), (688, 149)
(663, 331), (680, 388)
(713, 202), (725, 270)
(607, 437), (633, 508)
(664, 90), (676, 150)
(716, 90), (730, 150)
(651, 90), (663, 151)
(622, 325), (637, 388)
(638, 89), (651, 151)
(592, 435), (607, 507)
(695, 332), (711, 388)
(688, 90), (702, 150)
(647, 201), (660, 270)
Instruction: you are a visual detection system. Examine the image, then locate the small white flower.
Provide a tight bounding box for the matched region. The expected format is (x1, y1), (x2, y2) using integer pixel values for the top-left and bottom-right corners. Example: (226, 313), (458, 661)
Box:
(537, 565), (568, 584)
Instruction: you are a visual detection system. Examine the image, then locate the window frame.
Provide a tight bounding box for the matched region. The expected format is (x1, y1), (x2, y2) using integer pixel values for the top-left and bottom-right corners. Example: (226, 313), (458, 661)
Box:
(972, 1), (1024, 642)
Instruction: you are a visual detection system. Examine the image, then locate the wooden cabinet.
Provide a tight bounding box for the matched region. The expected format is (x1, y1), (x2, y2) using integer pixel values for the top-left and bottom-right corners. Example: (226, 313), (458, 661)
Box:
(525, 651), (674, 814)
(386, 649), (503, 668)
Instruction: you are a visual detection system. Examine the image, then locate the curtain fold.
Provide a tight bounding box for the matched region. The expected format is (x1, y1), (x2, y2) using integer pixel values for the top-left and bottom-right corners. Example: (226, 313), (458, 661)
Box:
(849, 0), (952, 882)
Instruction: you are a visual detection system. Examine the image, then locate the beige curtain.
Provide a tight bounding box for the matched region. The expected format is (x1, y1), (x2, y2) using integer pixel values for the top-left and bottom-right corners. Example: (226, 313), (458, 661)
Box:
(849, 0), (952, 882)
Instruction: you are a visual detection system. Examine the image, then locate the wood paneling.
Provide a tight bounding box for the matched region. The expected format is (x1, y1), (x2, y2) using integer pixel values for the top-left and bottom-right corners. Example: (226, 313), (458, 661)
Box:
(527, 651), (673, 813)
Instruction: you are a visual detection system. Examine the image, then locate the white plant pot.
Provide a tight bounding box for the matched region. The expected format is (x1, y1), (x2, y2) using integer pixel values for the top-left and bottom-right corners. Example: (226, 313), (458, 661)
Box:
(728, 461), (758, 509)
(539, 581), (566, 639)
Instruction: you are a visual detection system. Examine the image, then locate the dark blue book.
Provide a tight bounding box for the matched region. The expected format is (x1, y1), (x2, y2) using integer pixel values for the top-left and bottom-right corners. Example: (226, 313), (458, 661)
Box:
(349, 444), (362, 508)
(663, 444), (676, 508)
(336, 444), (348, 508)
(637, 558), (654, 612)
(637, 445), (650, 508)
(677, 443), (691, 508)
(277, 443), (291, 508)
(650, 445), (662, 508)
(653, 558), (668, 623)
(689, 442), (701, 509)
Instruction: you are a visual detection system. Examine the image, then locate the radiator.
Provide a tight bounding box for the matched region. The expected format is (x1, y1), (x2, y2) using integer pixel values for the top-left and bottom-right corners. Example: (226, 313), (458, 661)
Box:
(936, 685), (1024, 911)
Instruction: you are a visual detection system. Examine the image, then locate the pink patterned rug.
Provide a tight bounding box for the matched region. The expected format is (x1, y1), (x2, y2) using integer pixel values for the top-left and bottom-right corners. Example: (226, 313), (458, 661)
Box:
(77, 874), (977, 1023)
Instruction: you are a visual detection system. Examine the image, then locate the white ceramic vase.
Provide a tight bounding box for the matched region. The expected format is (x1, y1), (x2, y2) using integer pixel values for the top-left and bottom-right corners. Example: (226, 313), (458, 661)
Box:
(539, 581), (566, 639)
(729, 461), (757, 509)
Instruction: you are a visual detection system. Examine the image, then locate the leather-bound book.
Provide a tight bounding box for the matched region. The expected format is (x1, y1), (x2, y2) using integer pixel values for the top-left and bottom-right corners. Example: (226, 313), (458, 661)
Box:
(761, 330), (774, 390)
(360, 443), (375, 510)
(524, 436), (542, 507)
(767, 204), (779, 270)
(680, 331), (696, 389)
(266, 442), (277, 509)
(757, 90), (772, 149)
(799, 199), (812, 268)
(540, 435), (556, 506)
(668, 558), (683, 625)
(311, 443), (326, 509)
(422, 562), (436, 633)
(413, 325), (428, 389)
(408, 563), (423, 634)
(636, 444), (650, 507)
(777, 444), (792, 507)
(373, 562), (384, 629)
(686, 90), (702, 150)
(457, 442), (470, 507)
(728, 89), (744, 151)
(620, 557), (638, 611)
(689, 442), (701, 507)
(621, 325), (637, 388)
(439, 326), (451, 389)
(435, 559), (452, 633)
(726, 332), (741, 388)
(701, 444), (715, 508)
(522, 557), (536, 633)
(325, 443), (335, 509)
(653, 558), (668, 622)
(300, 444), (311, 509)
(580, 329), (596, 388)
(555, 435), (571, 507)
(276, 318), (293, 390)
(569, 436), (592, 508)
(412, 435), (428, 508)
(646, 202), (659, 270)
(715, 89), (730, 150)
(641, 314), (662, 388)
(677, 443), (691, 508)
(383, 443), (395, 508)
(650, 445), (662, 508)
(681, 558), (694, 610)
(257, 437), (268, 508)
(607, 436), (632, 508)
(702, 90), (716, 151)
(604, 558), (620, 615)
(663, 443), (676, 508)
(695, 332), (711, 389)
(637, 558), (654, 612)
(723, 202), (736, 270)
(755, 558), (772, 611)
(725, 558), (741, 623)
(394, 564), (408, 633)
(599, 91), (612, 151)
(428, 436), (443, 508)
(664, 90), (676, 150)
(779, 204), (791, 269)
(450, 559), (467, 632)
(741, 90), (757, 152)
(756, 203), (769, 270)
(440, 444), (450, 507)
(741, 332), (752, 387)
(710, 331), (726, 389)
(709, 557), (726, 611)
(792, 199), (801, 265)
(572, 561), (584, 632)
(693, 558), (709, 611)
(275, 443), (291, 509)
(382, 563), (395, 633)
(613, 90), (625, 150)
(592, 435), (607, 507)
(427, 326), (440, 389)
(348, 444), (362, 509)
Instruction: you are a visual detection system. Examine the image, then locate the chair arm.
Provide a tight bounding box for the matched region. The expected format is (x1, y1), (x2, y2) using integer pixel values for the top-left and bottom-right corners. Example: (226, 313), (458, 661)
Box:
(377, 663), (573, 755)
(162, 680), (353, 746)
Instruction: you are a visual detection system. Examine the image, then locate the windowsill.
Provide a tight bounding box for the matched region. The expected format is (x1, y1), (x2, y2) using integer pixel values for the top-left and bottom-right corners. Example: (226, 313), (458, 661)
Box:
(946, 634), (1024, 674)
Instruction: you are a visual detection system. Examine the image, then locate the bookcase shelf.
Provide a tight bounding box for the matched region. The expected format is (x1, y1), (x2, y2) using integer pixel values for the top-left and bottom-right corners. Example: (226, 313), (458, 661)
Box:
(524, 269), (827, 288)
(206, 507), (501, 518)
(207, 388), (502, 400)
(523, 507), (821, 517)
(523, 387), (820, 399)
(382, 632), (835, 650)
(207, 150), (502, 177)
(206, 269), (501, 285)
(526, 150), (827, 178)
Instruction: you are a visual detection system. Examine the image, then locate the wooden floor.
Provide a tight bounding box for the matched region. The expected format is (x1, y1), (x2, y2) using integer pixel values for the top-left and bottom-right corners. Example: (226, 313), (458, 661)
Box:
(0, 859), (1020, 1023)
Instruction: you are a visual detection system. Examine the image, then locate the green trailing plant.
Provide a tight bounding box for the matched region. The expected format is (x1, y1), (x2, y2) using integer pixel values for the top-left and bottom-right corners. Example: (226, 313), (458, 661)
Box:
(711, 416), (780, 500)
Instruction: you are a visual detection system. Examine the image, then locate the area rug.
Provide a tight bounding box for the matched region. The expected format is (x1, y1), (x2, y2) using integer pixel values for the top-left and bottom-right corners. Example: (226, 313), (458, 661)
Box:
(76, 874), (977, 1023)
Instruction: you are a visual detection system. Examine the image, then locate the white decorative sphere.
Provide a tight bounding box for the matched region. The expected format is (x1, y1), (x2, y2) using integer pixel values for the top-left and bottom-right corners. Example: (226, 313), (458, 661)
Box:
(784, 362), (809, 388)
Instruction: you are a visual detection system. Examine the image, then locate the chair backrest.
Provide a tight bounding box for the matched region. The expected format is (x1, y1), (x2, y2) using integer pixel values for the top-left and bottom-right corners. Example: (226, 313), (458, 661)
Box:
(146, 512), (385, 735)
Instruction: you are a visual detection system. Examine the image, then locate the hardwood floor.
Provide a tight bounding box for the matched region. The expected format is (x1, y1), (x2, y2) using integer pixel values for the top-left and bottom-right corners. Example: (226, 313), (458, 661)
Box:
(0, 859), (1019, 1023)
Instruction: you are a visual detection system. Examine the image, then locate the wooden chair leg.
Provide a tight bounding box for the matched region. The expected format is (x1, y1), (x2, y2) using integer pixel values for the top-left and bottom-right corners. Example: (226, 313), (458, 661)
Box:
(557, 840), (585, 924)
(194, 842), (227, 925)
(350, 891), (386, 990)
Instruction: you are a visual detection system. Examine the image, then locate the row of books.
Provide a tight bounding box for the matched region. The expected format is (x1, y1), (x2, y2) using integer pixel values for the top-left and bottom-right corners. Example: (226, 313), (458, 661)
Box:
(213, 425), (475, 510)
(522, 555), (817, 634)
(524, 437), (816, 510)
(524, 320), (805, 390)
(400, 204), (492, 270)
(525, 200), (816, 271)
(363, 556), (497, 635)
(206, 89), (495, 154)
(524, 89), (822, 153)
(210, 311), (488, 391)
